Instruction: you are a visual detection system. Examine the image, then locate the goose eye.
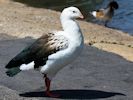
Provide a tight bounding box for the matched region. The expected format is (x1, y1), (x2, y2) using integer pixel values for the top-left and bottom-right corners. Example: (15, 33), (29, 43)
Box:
(73, 11), (76, 13)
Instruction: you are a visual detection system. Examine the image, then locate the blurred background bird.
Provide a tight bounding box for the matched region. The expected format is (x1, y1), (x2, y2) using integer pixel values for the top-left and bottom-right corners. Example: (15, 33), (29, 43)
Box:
(90, 1), (119, 27)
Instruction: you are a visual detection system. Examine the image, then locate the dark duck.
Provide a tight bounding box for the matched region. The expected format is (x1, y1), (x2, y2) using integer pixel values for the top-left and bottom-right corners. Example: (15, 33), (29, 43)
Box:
(90, 1), (119, 26)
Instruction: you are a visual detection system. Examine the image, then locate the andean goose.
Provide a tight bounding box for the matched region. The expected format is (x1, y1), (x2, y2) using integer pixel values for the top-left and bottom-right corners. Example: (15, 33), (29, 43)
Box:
(5, 6), (84, 97)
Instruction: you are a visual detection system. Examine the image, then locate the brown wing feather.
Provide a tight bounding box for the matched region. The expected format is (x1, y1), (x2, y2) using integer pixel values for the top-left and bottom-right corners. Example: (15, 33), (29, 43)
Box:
(5, 33), (69, 69)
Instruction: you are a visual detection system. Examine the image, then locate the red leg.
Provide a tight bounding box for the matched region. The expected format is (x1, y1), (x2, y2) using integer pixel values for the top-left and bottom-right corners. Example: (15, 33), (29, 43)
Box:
(44, 75), (60, 98)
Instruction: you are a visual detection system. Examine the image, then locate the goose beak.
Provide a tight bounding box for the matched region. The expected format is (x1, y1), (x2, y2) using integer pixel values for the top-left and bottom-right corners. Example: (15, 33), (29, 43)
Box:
(79, 13), (84, 19)
(79, 15), (84, 19)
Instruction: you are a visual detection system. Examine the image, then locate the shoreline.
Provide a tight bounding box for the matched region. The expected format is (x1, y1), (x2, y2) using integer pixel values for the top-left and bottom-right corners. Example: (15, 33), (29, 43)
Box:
(0, 1), (133, 100)
(0, 1), (133, 62)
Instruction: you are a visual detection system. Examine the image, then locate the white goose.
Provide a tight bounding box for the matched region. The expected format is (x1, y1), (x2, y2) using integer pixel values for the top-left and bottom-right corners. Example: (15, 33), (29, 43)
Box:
(5, 7), (84, 97)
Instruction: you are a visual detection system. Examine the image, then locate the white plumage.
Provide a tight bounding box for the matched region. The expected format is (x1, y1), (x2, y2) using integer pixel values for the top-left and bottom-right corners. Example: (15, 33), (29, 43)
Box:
(5, 6), (84, 97)
(40, 7), (84, 79)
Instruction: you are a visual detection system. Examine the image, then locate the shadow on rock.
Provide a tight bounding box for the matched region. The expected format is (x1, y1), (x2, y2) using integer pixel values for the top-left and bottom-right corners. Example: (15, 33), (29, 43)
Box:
(19, 89), (125, 99)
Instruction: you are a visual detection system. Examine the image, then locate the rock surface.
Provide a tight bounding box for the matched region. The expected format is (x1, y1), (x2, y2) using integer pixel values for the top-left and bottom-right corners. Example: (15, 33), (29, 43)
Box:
(0, 1), (133, 100)
(0, 1), (133, 62)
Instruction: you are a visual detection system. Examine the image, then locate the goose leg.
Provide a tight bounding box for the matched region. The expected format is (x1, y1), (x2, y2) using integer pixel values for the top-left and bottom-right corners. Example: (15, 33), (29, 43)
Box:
(44, 75), (60, 98)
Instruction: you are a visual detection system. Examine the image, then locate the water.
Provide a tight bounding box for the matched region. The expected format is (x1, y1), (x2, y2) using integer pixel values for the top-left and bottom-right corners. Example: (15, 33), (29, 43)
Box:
(14, 0), (133, 35)
(101, 0), (133, 35)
